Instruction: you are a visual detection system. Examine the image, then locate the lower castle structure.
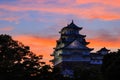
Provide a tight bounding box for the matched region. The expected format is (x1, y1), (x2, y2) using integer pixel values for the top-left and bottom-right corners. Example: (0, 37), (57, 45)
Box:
(50, 21), (110, 76)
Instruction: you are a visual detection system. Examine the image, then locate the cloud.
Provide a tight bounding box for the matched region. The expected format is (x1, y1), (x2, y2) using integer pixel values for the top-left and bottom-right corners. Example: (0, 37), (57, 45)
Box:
(86, 28), (120, 51)
(0, 0), (120, 64)
(14, 35), (56, 64)
(13, 30), (120, 64)
(0, 0), (119, 21)
(76, 0), (120, 7)
(88, 37), (120, 52)
(0, 17), (19, 22)
(0, 26), (14, 31)
(0, 10), (31, 23)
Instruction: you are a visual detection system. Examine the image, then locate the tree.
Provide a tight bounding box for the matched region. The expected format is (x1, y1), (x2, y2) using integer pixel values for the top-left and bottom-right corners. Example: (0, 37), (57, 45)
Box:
(0, 34), (44, 80)
(101, 49), (120, 80)
(74, 66), (103, 80)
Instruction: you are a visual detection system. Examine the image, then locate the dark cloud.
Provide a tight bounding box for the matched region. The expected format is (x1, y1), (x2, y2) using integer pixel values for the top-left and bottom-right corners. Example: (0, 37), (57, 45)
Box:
(84, 28), (120, 42)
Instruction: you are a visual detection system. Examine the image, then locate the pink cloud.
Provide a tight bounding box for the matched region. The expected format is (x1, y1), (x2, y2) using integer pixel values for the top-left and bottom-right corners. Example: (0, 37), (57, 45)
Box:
(0, 11), (30, 23)
(0, 26), (14, 31)
(0, 0), (119, 21)
(0, 17), (19, 22)
(76, 0), (120, 7)
(76, 0), (96, 4)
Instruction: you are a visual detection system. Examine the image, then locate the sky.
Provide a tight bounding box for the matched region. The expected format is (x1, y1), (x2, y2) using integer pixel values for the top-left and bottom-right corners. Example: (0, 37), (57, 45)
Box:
(0, 0), (120, 64)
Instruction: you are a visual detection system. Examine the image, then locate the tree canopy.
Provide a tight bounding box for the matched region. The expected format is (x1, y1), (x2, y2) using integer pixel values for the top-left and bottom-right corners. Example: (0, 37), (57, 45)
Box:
(0, 34), (48, 80)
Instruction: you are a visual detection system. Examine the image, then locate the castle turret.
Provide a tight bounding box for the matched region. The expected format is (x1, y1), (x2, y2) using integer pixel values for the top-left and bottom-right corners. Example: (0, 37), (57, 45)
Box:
(90, 47), (110, 65)
(97, 47), (110, 55)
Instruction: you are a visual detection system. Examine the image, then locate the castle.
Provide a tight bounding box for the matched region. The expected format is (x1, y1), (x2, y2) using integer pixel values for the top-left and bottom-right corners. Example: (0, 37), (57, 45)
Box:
(50, 21), (110, 76)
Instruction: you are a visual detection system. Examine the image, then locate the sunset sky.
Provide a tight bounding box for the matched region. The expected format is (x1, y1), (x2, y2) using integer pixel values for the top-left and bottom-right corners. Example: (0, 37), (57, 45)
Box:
(0, 0), (120, 64)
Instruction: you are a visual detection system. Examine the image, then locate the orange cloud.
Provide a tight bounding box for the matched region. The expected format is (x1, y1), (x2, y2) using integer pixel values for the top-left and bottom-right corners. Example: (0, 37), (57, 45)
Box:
(14, 35), (56, 64)
(13, 34), (120, 64)
(88, 37), (120, 52)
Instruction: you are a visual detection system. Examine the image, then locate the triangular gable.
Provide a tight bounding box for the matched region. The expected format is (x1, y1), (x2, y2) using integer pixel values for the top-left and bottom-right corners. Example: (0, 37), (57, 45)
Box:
(66, 40), (84, 48)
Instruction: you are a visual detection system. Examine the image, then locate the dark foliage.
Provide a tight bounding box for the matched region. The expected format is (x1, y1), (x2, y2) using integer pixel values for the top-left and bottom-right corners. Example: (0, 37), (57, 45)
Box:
(74, 66), (103, 80)
(0, 34), (51, 80)
(101, 49), (120, 80)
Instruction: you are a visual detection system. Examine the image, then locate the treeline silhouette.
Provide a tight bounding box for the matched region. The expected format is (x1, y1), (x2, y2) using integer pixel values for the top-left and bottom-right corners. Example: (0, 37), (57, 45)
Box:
(0, 34), (120, 80)
(101, 49), (120, 80)
(0, 34), (53, 80)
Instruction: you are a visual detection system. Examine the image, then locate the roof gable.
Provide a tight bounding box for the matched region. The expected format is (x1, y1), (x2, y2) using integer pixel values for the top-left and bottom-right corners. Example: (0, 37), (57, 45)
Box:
(66, 40), (84, 48)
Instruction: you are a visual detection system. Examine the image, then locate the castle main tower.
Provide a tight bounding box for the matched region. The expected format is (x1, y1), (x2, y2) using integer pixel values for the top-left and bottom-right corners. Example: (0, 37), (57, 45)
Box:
(50, 21), (93, 76)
